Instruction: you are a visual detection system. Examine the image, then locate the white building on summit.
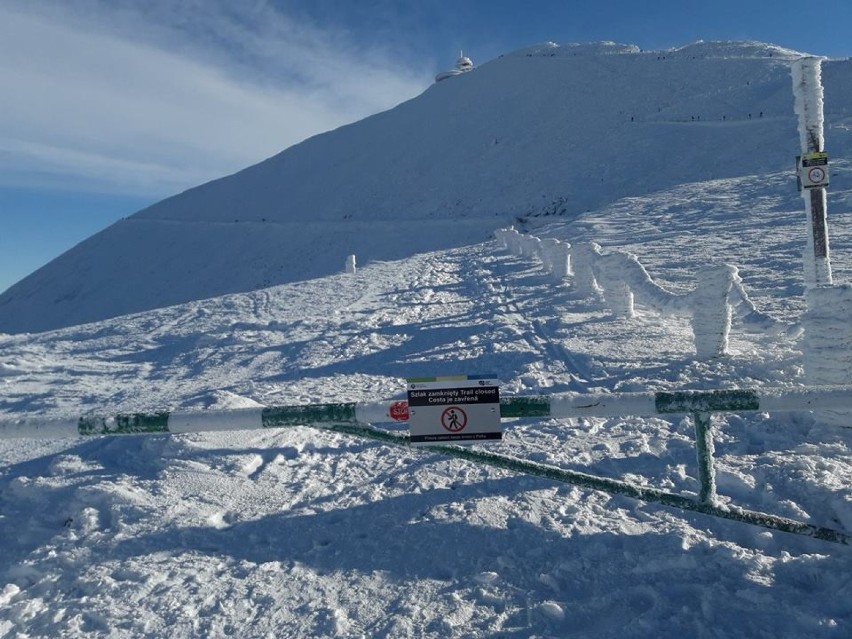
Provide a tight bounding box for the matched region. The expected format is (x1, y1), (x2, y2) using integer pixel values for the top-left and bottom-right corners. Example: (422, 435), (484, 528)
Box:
(435, 51), (474, 82)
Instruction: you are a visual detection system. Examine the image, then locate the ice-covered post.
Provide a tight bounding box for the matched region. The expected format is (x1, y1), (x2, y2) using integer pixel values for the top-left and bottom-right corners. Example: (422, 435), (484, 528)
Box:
(549, 240), (572, 281)
(501, 228), (522, 255)
(345, 255), (357, 274)
(539, 238), (559, 274)
(570, 242), (602, 297)
(537, 239), (571, 282)
(690, 264), (736, 359)
(521, 235), (542, 261)
(792, 57), (832, 287)
(494, 227), (516, 252)
(692, 412), (717, 505)
(596, 254), (635, 319)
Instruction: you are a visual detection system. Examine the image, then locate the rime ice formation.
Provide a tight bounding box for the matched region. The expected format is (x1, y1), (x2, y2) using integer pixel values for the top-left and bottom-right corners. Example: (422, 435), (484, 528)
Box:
(792, 56), (832, 287)
(495, 227), (793, 360)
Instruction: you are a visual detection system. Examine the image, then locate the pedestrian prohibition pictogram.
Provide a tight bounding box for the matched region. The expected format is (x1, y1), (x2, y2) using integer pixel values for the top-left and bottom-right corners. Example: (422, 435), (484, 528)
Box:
(809, 167), (826, 184)
(441, 406), (467, 432)
(406, 374), (501, 446)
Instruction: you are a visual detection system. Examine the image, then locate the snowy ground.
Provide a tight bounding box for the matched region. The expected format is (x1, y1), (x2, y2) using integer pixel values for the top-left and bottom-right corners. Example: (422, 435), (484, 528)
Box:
(2, 173), (852, 637)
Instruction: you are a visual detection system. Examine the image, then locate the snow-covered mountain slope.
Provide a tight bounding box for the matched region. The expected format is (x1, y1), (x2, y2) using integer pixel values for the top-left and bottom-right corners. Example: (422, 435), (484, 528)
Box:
(3, 40), (852, 333)
(1, 167), (851, 637)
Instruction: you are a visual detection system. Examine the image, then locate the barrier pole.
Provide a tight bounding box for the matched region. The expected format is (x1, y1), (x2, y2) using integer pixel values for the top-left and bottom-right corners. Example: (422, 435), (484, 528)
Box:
(692, 412), (717, 505)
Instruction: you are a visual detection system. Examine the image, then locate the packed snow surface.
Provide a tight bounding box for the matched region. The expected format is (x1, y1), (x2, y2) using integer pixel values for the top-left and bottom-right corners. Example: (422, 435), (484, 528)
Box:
(2, 161), (852, 635)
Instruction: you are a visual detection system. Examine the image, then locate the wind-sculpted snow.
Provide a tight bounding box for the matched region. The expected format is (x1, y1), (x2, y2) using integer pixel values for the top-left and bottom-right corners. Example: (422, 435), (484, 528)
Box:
(3, 40), (852, 332)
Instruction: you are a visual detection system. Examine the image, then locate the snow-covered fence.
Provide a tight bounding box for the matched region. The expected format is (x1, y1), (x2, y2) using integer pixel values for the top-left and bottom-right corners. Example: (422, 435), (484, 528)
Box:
(495, 228), (786, 359)
(2, 385), (851, 545)
(496, 228), (570, 283)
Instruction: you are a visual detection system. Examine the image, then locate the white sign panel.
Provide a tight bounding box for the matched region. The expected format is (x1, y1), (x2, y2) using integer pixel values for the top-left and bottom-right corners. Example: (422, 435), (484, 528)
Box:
(407, 375), (501, 446)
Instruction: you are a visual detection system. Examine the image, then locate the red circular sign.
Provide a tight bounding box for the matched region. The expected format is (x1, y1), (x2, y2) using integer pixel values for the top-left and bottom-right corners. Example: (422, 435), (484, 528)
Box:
(441, 406), (467, 432)
(389, 401), (409, 422)
(808, 167), (826, 184)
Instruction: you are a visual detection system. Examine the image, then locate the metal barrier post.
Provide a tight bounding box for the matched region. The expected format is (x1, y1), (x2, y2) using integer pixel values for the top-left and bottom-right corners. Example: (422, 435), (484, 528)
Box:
(693, 411), (717, 505)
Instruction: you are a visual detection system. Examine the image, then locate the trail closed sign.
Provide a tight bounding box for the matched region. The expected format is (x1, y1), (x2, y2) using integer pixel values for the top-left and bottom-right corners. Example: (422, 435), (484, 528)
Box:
(406, 375), (501, 446)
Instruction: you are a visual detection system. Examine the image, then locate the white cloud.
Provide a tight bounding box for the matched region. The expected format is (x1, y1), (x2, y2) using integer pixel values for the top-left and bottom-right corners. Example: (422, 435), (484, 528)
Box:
(0, 1), (431, 197)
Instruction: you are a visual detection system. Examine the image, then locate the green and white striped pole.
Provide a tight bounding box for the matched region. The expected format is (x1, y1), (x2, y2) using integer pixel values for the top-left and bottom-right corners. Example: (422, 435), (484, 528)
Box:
(7, 386), (852, 439)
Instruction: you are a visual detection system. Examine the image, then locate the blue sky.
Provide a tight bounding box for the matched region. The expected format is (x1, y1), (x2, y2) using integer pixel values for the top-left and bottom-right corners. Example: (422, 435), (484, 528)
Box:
(2, 0), (851, 295)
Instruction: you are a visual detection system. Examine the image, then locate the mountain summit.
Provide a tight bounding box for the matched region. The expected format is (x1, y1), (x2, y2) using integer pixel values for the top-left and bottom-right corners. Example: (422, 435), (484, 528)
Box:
(2, 40), (850, 333)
